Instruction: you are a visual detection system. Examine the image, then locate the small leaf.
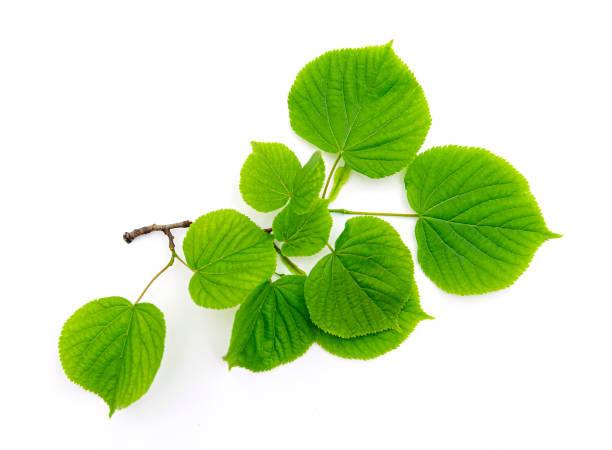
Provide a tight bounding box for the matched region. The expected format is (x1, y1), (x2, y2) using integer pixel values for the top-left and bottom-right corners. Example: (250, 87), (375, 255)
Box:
(305, 216), (415, 338)
(59, 297), (165, 417)
(240, 142), (302, 212)
(327, 164), (351, 202)
(224, 275), (315, 372)
(404, 145), (560, 295)
(273, 199), (332, 257)
(316, 285), (432, 360)
(183, 209), (277, 308)
(288, 42), (431, 178)
(292, 151), (326, 214)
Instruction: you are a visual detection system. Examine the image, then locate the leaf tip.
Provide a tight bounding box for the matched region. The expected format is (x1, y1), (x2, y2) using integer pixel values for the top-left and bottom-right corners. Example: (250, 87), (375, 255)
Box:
(223, 354), (235, 371)
(549, 232), (562, 239)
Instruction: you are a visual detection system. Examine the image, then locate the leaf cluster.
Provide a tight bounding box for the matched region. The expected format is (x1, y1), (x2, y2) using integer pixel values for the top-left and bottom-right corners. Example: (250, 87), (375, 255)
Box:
(59, 42), (558, 416)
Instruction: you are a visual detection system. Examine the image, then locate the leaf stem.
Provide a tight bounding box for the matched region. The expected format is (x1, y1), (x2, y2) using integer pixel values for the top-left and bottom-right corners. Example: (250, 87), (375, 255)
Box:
(135, 255), (175, 304)
(321, 153), (343, 199)
(171, 250), (191, 270)
(328, 208), (419, 218)
(273, 243), (305, 275)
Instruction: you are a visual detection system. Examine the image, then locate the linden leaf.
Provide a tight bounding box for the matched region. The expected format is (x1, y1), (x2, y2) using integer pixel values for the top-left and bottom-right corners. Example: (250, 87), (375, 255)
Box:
(327, 164), (351, 202)
(292, 151), (325, 214)
(239, 142), (302, 212)
(316, 285), (432, 360)
(404, 145), (560, 295)
(224, 275), (315, 372)
(59, 297), (165, 417)
(272, 199), (332, 257)
(183, 209), (277, 308)
(288, 42), (431, 178)
(304, 216), (415, 338)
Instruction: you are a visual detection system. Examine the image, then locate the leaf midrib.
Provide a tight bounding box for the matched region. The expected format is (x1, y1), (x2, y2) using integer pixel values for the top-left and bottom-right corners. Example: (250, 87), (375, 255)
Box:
(421, 215), (552, 236)
(332, 254), (398, 335)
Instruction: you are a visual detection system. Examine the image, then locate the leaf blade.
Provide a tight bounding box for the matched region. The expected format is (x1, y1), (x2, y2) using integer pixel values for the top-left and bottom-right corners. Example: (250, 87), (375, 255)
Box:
(183, 209), (277, 308)
(58, 297), (165, 417)
(305, 216), (415, 338)
(405, 145), (559, 294)
(273, 199), (332, 257)
(292, 151), (326, 214)
(288, 42), (431, 178)
(240, 142), (302, 212)
(224, 275), (315, 372)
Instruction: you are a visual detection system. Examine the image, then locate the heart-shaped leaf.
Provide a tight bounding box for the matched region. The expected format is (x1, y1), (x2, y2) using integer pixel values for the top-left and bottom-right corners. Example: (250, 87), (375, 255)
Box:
(288, 42), (431, 178)
(240, 142), (302, 212)
(305, 216), (415, 338)
(183, 209), (277, 308)
(404, 145), (560, 295)
(224, 275), (315, 371)
(273, 199), (332, 257)
(59, 297), (165, 417)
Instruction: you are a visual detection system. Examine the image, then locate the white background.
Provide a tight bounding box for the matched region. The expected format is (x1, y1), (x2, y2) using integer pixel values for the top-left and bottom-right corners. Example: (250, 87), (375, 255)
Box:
(1, 1), (610, 449)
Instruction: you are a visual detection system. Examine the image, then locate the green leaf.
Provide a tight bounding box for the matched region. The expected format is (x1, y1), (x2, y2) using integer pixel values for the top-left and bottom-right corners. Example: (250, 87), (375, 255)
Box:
(224, 275), (315, 372)
(239, 142), (302, 212)
(305, 216), (415, 338)
(59, 297), (165, 417)
(327, 164), (351, 202)
(316, 285), (432, 360)
(404, 145), (560, 295)
(292, 151), (326, 214)
(183, 209), (277, 308)
(273, 199), (332, 257)
(288, 42), (431, 178)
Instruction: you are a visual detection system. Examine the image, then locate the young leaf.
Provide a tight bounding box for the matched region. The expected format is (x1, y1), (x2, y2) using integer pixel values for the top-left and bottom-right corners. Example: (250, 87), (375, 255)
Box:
(224, 275), (315, 372)
(288, 42), (431, 178)
(305, 216), (415, 338)
(316, 285), (432, 360)
(239, 142), (302, 212)
(404, 145), (560, 295)
(183, 209), (277, 308)
(272, 199), (332, 257)
(59, 297), (165, 417)
(292, 151), (325, 214)
(327, 164), (351, 203)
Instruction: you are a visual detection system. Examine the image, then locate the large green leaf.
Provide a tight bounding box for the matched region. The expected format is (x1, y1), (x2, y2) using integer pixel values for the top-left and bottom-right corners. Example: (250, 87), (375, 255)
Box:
(59, 297), (165, 417)
(292, 151), (325, 214)
(288, 42), (431, 178)
(316, 285), (432, 360)
(183, 209), (277, 308)
(239, 142), (302, 212)
(224, 275), (315, 372)
(404, 145), (560, 295)
(305, 216), (415, 338)
(273, 199), (332, 257)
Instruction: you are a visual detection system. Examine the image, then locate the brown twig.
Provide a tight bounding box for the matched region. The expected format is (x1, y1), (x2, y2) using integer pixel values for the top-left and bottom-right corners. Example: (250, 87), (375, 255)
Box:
(123, 221), (304, 274)
(123, 220), (192, 250)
